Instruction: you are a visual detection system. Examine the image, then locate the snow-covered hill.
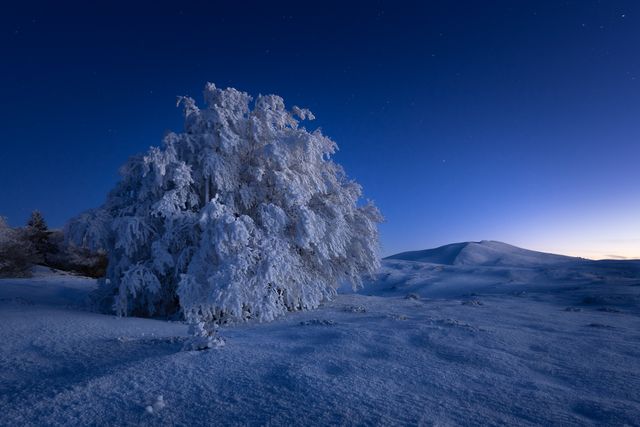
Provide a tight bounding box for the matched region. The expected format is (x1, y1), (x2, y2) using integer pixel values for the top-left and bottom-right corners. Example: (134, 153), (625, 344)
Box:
(386, 240), (578, 267)
(1, 247), (640, 426)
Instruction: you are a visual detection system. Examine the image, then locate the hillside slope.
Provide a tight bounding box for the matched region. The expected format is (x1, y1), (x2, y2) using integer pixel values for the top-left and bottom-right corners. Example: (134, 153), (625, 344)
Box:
(386, 240), (579, 267)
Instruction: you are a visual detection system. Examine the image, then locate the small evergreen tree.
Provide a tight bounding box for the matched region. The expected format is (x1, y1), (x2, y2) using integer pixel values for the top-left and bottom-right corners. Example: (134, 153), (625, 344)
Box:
(68, 83), (381, 327)
(25, 210), (52, 264)
(27, 210), (47, 233)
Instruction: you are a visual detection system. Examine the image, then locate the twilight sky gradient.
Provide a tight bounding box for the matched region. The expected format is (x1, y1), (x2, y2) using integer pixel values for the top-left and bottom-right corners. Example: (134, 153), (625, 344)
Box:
(1, 1), (639, 259)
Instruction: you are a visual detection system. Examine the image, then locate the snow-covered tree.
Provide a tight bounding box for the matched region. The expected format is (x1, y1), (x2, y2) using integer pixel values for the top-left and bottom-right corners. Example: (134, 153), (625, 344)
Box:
(68, 83), (381, 326)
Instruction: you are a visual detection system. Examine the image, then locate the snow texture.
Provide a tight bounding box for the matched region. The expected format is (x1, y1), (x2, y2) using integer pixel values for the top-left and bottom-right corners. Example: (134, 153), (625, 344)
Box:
(67, 83), (381, 326)
(1, 241), (639, 426)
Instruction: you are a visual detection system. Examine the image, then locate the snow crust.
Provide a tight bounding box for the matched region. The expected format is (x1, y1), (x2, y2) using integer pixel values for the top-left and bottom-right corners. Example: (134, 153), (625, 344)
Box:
(1, 244), (640, 425)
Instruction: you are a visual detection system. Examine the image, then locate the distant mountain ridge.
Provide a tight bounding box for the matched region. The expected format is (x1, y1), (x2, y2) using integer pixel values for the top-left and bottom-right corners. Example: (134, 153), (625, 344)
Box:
(385, 240), (579, 267)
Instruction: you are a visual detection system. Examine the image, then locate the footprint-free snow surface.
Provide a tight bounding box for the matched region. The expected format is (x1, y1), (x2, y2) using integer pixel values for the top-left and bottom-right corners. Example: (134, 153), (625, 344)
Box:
(1, 242), (640, 426)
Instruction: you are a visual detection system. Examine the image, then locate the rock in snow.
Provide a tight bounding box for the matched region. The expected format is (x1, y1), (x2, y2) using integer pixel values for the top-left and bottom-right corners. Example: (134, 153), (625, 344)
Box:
(145, 395), (166, 414)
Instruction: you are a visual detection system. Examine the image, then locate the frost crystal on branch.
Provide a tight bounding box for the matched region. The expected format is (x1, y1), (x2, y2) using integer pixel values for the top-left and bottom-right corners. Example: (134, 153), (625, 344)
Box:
(69, 83), (382, 326)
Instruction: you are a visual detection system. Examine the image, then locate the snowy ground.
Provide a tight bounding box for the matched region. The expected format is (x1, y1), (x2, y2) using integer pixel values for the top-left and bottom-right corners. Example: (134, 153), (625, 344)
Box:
(1, 242), (640, 426)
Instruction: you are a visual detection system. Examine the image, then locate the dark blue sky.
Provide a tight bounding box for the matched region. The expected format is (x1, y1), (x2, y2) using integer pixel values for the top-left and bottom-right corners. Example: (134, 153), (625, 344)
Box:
(1, 1), (639, 258)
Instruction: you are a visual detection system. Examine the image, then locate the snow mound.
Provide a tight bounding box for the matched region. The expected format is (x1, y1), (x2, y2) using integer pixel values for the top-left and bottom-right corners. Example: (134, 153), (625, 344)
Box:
(386, 240), (577, 267)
